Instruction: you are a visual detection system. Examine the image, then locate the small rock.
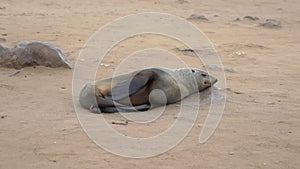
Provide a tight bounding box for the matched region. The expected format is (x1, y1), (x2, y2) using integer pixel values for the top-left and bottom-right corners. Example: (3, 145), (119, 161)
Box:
(235, 17), (241, 21)
(244, 16), (259, 21)
(229, 152), (234, 155)
(188, 14), (208, 21)
(260, 19), (281, 28)
(1, 115), (7, 119)
(204, 64), (236, 73)
(1, 33), (7, 36)
(61, 86), (66, 89)
(277, 8), (283, 11)
(174, 48), (197, 56)
(224, 88), (243, 94)
(173, 48), (217, 57)
(197, 123), (203, 127)
(233, 90), (243, 94)
(177, 0), (189, 4)
(9, 69), (22, 77)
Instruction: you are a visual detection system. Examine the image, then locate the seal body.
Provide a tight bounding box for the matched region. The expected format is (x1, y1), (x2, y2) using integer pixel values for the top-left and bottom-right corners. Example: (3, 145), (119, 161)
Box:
(79, 67), (217, 113)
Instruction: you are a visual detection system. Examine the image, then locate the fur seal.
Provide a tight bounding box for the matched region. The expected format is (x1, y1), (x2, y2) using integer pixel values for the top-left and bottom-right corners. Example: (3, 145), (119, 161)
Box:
(79, 67), (217, 113)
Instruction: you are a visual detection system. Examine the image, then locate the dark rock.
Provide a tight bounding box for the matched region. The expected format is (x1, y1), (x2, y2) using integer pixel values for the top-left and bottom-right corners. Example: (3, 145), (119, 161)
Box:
(0, 44), (16, 68)
(12, 41), (73, 69)
(0, 37), (6, 42)
(188, 14), (208, 21)
(0, 41), (73, 69)
(235, 17), (241, 21)
(244, 15), (259, 21)
(173, 48), (217, 57)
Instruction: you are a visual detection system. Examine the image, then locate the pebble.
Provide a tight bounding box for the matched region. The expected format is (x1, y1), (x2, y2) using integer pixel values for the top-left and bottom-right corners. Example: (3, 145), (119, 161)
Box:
(100, 63), (110, 67)
(229, 152), (234, 155)
(235, 51), (246, 56)
(111, 120), (128, 125)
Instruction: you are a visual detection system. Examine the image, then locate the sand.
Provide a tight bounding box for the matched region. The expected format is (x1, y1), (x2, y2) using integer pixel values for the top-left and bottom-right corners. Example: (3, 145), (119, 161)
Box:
(0, 0), (300, 168)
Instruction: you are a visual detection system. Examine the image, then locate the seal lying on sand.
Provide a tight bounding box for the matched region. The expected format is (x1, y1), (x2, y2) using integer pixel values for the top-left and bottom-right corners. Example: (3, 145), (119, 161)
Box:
(79, 67), (217, 113)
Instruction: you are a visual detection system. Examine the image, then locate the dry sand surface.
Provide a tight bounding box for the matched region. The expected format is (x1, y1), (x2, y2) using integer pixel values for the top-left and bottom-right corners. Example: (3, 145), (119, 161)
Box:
(1, 0), (300, 168)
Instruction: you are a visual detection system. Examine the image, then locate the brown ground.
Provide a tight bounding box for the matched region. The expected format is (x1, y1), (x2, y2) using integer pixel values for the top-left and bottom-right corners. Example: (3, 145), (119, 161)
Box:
(0, 0), (300, 168)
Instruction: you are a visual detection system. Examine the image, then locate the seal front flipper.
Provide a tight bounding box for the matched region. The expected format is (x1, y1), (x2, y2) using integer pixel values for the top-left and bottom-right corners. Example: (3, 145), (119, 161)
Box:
(101, 103), (152, 113)
(105, 71), (153, 101)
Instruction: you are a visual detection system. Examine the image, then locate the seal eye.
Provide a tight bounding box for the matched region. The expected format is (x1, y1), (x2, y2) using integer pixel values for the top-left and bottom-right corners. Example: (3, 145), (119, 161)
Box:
(201, 73), (207, 77)
(191, 69), (195, 73)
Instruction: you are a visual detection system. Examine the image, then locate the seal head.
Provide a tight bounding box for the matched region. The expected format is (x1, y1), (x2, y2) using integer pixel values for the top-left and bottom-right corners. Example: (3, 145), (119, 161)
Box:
(190, 68), (217, 91)
(79, 83), (99, 111)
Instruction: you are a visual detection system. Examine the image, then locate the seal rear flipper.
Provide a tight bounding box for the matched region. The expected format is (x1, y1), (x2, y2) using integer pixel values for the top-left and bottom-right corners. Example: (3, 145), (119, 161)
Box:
(105, 71), (154, 101)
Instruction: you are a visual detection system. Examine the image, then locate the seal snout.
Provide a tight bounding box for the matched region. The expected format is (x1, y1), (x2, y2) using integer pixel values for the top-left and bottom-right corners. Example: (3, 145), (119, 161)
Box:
(203, 75), (217, 87)
(204, 80), (212, 86)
